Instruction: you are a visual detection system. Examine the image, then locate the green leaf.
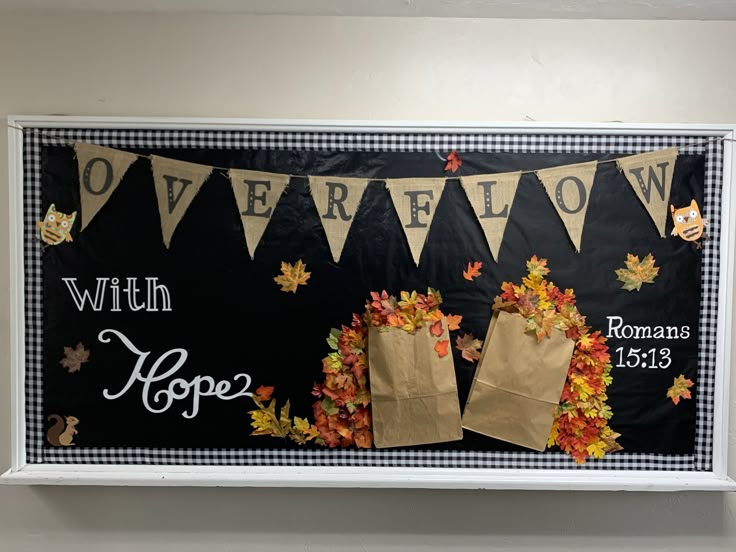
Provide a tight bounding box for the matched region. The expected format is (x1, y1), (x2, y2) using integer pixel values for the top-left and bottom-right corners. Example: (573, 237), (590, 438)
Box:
(615, 253), (659, 292)
(326, 328), (341, 350)
(321, 397), (339, 416)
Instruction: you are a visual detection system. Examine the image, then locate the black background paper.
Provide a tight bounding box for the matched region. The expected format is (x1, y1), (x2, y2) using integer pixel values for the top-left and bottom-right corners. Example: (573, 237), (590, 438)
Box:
(41, 145), (702, 453)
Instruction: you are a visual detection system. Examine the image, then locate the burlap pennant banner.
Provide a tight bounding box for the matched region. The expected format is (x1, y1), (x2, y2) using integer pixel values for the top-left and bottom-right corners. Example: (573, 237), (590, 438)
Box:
(308, 176), (370, 262)
(384, 178), (447, 266)
(151, 156), (213, 249)
(63, 138), (688, 255)
(229, 169), (290, 259)
(75, 143), (139, 231)
(460, 171), (522, 262)
(536, 161), (598, 252)
(616, 148), (679, 238)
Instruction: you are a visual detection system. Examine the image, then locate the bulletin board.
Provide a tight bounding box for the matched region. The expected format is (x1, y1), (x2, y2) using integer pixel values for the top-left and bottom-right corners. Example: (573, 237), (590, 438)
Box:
(3, 117), (735, 490)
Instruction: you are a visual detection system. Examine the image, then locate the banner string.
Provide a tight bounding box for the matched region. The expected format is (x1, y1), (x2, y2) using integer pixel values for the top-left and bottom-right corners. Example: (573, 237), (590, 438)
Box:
(7, 124), (734, 181)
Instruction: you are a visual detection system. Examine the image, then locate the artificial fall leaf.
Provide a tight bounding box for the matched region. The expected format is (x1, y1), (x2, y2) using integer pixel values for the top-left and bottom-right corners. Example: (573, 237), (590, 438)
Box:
(59, 342), (90, 373)
(463, 261), (483, 281)
(445, 313), (463, 331)
(292, 416), (320, 443)
(274, 259), (311, 293)
(255, 385), (274, 401)
(444, 150), (462, 173)
(429, 320), (444, 337)
(526, 255), (550, 279)
(615, 253), (659, 291)
(516, 289), (540, 317)
(455, 333), (483, 363)
(526, 309), (558, 342)
(434, 339), (450, 358)
(667, 374), (694, 405)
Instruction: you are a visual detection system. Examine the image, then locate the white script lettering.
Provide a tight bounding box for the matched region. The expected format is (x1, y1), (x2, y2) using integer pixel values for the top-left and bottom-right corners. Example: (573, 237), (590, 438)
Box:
(99, 328), (252, 418)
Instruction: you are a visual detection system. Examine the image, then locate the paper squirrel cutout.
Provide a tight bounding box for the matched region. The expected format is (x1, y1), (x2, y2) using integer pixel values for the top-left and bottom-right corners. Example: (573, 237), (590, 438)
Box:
(47, 414), (79, 446)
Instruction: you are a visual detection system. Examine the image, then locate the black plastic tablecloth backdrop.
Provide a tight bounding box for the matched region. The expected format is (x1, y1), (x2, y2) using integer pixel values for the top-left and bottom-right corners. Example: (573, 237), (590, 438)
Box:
(40, 146), (702, 453)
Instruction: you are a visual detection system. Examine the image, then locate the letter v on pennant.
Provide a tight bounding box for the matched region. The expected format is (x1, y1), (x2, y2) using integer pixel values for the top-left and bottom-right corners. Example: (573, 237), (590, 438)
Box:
(150, 156), (213, 249)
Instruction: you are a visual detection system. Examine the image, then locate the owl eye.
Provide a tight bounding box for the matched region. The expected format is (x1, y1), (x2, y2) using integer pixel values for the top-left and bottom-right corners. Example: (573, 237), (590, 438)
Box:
(47, 214), (56, 222)
(689, 210), (698, 219)
(61, 221), (68, 228)
(676, 215), (685, 223)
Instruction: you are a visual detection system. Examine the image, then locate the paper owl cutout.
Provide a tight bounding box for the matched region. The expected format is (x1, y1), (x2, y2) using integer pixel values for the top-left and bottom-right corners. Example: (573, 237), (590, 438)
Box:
(37, 204), (77, 245)
(670, 199), (707, 242)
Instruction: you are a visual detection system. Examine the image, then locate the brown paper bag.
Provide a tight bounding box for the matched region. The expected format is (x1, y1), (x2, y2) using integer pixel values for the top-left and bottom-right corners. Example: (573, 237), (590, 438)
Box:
(369, 319), (463, 448)
(462, 310), (575, 451)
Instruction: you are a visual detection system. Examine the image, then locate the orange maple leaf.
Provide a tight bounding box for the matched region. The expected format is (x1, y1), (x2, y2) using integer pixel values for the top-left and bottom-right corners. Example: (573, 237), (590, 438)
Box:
(463, 261), (482, 281)
(667, 374), (694, 405)
(274, 259), (311, 293)
(255, 385), (274, 401)
(429, 320), (444, 337)
(445, 313), (463, 331)
(434, 339), (450, 358)
(444, 150), (462, 173)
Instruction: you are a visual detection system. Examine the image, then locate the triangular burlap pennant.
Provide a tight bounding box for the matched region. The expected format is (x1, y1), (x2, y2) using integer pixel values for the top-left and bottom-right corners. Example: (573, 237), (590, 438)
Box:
(384, 178), (446, 265)
(460, 172), (522, 262)
(616, 148), (679, 237)
(229, 169), (290, 259)
(75, 143), (138, 231)
(309, 176), (370, 262)
(536, 161), (598, 252)
(150, 156), (212, 249)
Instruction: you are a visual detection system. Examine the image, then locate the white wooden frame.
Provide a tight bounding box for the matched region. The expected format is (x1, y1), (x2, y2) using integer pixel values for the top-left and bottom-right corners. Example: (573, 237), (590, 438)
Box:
(3, 115), (736, 491)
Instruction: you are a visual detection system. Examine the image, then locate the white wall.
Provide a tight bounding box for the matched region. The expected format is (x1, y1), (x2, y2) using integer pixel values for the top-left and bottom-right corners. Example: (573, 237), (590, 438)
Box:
(1, 13), (735, 551)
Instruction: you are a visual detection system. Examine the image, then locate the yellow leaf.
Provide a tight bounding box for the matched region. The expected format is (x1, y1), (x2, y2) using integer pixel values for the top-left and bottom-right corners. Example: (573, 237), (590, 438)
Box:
(274, 259), (311, 293)
(586, 440), (607, 459)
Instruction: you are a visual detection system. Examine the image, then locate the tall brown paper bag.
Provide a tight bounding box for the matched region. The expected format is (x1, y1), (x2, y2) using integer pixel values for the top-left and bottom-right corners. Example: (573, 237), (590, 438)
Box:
(462, 310), (575, 451)
(369, 318), (463, 448)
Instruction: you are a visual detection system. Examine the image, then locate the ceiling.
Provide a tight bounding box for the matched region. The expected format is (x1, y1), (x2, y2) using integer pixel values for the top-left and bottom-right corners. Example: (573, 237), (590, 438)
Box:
(0, 0), (735, 20)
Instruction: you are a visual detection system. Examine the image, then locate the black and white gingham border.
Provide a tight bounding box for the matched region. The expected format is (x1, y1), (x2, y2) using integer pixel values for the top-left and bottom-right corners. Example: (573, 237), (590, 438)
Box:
(23, 129), (720, 470)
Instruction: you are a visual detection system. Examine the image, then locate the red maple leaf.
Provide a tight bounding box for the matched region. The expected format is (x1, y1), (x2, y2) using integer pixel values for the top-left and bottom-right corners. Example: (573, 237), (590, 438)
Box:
(429, 320), (444, 337)
(255, 385), (274, 401)
(434, 339), (450, 358)
(444, 150), (462, 173)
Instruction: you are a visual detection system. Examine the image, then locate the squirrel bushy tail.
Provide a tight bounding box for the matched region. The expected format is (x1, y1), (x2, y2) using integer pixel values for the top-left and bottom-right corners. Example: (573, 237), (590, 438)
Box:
(47, 414), (65, 446)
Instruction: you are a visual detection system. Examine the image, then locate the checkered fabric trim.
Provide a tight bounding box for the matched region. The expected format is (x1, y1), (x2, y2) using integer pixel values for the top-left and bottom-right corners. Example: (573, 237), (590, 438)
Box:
(24, 129), (719, 470)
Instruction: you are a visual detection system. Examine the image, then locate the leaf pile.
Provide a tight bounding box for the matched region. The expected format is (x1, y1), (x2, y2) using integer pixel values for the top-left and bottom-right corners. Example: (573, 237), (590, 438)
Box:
(615, 253), (659, 291)
(311, 314), (373, 448)
(248, 385), (320, 445)
(494, 256), (621, 463)
(310, 289), (466, 449)
(274, 259), (311, 293)
(364, 288), (466, 360)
